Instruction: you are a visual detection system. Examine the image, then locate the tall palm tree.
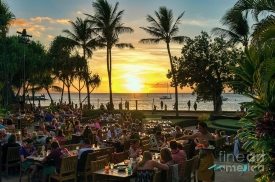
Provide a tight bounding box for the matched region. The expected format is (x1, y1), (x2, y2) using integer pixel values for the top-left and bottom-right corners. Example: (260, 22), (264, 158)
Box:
(85, 0), (134, 110)
(232, 0), (275, 45)
(211, 8), (250, 47)
(0, 0), (15, 107)
(62, 17), (99, 109)
(140, 6), (187, 116)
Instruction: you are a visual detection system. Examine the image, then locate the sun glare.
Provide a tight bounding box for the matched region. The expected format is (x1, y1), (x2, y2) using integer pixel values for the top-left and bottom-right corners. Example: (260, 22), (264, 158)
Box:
(124, 74), (144, 92)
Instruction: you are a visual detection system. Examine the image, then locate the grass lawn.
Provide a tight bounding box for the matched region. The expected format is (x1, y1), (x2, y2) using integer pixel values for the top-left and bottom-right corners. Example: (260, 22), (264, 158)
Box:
(205, 120), (237, 132)
(214, 119), (245, 127)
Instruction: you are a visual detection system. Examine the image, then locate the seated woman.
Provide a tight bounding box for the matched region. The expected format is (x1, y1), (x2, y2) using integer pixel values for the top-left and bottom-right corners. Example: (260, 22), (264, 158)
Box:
(22, 127), (31, 140)
(82, 126), (92, 139)
(94, 118), (101, 130)
(55, 129), (66, 142)
(60, 119), (73, 140)
(38, 124), (50, 137)
(32, 131), (42, 145)
(49, 119), (59, 129)
(133, 151), (170, 182)
(213, 129), (221, 140)
(129, 139), (142, 158)
(87, 119), (95, 128)
(6, 119), (15, 129)
(74, 120), (81, 133)
(160, 147), (175, 181)
(96, 129), (104, 146)
(19, 138), (38, 182)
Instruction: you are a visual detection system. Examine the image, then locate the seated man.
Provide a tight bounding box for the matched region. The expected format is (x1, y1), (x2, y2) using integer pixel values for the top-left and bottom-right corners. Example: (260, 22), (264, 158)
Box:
(106, 125), (117, 140)
(170, 140), (187, 177)
(41, 141), (70, 182)
(130, 127), (140, 140)
(77, 138), (94, 172)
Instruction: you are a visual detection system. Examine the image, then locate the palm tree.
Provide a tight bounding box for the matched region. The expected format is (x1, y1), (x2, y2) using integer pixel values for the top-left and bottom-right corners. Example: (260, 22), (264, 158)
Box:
(62, 17), (99, 109)
(232, 0), (275, 45)
(211, 8), (250, 47)
(0, 0), (15, 107)
(140, 6), (187, 116)
(85, 0), (134, 110)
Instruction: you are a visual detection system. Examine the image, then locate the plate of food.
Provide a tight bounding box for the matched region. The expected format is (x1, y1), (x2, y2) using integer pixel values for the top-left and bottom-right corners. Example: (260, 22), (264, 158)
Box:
(117, 166), (127, 171)
(195, 144), (215, 150)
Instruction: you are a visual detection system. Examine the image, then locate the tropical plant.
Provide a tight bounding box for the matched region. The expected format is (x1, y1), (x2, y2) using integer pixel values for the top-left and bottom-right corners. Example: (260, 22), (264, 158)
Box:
(229, 39), (275, 181)
(85, 0), (134, 110)
(211, 8), (250, 47)
(198, 114), (210, 122)
(232, 0), (275, 45)
(62, 17), (99, 109)
(140, 6), (187, 116)
(0, 0), (15, 107)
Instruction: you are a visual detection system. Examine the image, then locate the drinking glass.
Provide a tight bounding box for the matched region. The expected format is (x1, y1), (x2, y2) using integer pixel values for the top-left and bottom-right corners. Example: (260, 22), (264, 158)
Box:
(105, 166), (109, 173)
(155, 153), (158, 160)
(110, 163), (114, 172)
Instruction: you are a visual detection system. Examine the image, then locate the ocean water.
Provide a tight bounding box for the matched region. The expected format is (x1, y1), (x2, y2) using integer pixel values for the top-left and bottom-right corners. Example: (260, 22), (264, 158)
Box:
(29, 93), (252, 111)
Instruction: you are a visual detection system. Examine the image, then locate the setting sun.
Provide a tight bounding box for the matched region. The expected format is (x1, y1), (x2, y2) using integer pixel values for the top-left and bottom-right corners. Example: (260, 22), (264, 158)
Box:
(124, 74), (144, 92)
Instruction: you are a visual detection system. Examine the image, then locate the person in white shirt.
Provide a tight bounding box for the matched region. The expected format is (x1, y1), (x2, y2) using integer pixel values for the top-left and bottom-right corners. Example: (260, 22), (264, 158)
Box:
(107, 125), (117, 140)
(193, 126), (199, 133)
(78, 138), (93, 159)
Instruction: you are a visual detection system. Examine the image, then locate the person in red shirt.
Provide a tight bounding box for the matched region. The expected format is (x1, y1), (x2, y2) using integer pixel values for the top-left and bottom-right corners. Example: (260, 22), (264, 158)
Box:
(170, 140), (187, 177)
(41, 141), (70, 182)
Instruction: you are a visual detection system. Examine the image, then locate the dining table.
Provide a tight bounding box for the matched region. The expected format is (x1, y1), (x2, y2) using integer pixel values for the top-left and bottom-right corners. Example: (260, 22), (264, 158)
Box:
(93, 162), (136, 182)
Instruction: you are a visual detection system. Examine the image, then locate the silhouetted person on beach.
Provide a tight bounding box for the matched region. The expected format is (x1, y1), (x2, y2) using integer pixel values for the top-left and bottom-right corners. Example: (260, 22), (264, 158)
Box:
(187, 100), (191, 110)
(164, 104), (167, 112)
(160, 101), (163, 110)
(194, 102), (197, 112)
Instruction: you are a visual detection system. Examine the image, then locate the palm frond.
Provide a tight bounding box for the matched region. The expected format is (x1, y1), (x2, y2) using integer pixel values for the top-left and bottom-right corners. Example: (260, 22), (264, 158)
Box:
(115, 43), (134, 49)
(139, 38), (162, 44)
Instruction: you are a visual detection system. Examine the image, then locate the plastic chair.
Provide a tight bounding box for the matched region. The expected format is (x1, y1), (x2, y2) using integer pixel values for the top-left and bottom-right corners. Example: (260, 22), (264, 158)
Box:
(48, 155), (78, 182)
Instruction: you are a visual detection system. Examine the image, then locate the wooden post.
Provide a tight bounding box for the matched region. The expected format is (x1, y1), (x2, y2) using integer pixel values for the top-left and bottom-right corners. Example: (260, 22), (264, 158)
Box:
(0, 141), (2, 182)
(136, 100), (138, 110)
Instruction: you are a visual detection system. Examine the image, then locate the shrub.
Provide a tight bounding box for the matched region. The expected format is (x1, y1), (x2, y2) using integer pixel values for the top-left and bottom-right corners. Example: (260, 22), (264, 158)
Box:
(198, 114), (210, 122)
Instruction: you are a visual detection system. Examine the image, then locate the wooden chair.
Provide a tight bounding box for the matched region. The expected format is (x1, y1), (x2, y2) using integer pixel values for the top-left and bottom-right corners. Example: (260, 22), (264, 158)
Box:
(166, 163), (182, 182)
(48, 155), (78, 182)
(91, 158), (108, 182)
(19, 166), (32, 182)
(153, 171), (161, 182)
(61, 145), (71, 150)
(88, 134), (96, 144)
(143, 144), (151, 152)
(59, 140), (71, 145)
(123, 140), (131, 151)
(20, 118), (30, 129)
(183, 144), (191, 159)
(97, 154), (109, 162)
(225, 135), (234, 150)
(219, 137), (226, 151)
(100, 147), (114, 163)
(112, 151), (128, 164)
(3, 147), (21, 179)
(181, 156), (198, 182)
(77, 152), (98, 182)
(5, 129), (15, 133)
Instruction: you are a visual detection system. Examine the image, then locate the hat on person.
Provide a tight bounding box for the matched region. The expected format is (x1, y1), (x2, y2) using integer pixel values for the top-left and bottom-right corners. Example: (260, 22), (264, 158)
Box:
(24, 138), (34, 144)
(45, 137), (52, 144)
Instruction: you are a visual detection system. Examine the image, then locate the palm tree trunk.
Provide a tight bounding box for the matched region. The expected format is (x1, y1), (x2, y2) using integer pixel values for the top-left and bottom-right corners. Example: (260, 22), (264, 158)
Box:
(61, 82), (64, 103)
(46, 88), (53, 104)
(109, 48), (113, 110)
(2, 29), (8, 108)
(166, 43), (179, 116)
(67, 85), (71, 104)
(78, 77), (81, 107)
(107, 47), (113, 110)
(84, 49), (91, 110)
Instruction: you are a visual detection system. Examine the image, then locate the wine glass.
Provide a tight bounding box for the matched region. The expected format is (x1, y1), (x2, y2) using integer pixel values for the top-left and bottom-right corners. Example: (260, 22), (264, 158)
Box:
(155, 153), (159, 161)
(110, 163), (114, 172)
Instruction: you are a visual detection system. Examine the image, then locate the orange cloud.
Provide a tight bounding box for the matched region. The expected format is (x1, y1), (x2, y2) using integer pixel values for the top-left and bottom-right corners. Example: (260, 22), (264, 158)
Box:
(30, 16), (54, 23)
(13, 19), (32, 27)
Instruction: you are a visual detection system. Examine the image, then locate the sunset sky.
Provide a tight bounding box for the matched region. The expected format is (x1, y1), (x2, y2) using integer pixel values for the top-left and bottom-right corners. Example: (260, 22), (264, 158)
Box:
(7, 0), (237, 93)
